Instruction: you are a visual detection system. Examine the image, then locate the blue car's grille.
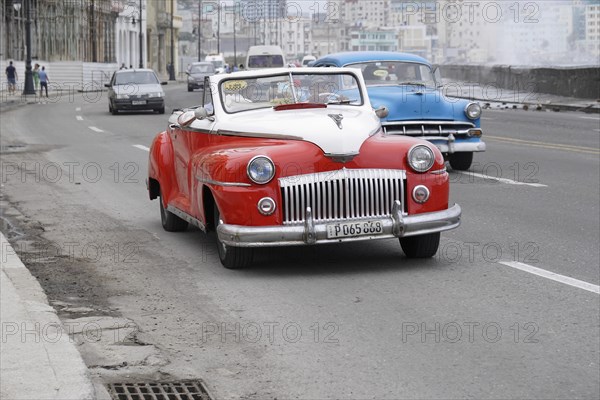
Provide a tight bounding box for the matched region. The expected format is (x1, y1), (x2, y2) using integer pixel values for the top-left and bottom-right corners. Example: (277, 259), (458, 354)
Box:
(383, 121), (475, 136)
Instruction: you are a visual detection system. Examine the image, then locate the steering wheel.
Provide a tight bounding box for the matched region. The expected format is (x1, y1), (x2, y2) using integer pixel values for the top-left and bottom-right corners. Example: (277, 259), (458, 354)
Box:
(317, 92), (341, 103)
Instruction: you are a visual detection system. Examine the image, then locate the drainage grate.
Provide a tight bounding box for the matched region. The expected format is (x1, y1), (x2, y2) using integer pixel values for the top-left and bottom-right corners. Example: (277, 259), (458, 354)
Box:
(106, 381), (213, 400)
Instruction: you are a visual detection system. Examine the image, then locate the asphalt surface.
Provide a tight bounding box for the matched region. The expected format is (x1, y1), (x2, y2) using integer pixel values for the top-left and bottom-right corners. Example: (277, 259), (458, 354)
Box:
(1, 84), (598, 399)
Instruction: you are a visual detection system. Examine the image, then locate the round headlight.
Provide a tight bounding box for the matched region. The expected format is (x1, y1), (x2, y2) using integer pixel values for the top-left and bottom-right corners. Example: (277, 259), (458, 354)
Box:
(465, 102), (482, 120)
(408, 145), (435, 173)
(247, 156), (275, 184)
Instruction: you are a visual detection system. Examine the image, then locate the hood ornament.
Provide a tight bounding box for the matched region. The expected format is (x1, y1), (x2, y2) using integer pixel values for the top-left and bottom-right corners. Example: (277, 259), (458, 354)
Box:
(327, 113), (344, 129)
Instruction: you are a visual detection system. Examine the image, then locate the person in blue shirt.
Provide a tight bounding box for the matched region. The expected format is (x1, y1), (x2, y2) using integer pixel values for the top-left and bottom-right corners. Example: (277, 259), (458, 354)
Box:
(39, 66), (49, 97)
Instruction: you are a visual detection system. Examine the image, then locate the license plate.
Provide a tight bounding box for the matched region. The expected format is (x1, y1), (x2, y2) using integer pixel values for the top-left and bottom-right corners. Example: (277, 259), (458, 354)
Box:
(326, 220), (384, 239)
(132, 100), (146, 105)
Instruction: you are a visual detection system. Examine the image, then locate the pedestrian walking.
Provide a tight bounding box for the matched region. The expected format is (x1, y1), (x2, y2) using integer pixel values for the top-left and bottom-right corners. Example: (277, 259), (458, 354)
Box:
(5, 61), (18, 95)
(39, 66), (49, 98)
(33, 63), (40, 91)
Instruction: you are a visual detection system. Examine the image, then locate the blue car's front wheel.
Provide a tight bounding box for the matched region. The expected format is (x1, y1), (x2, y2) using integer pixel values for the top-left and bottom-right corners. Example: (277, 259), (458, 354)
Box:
(449, 152), (473, 171)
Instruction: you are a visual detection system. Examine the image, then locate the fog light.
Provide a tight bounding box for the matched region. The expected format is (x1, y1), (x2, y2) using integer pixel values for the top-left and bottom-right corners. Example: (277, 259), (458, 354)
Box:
(257, 197), (276, 215)
(412, 185), (430, 204)
(468, 128), (482, 137)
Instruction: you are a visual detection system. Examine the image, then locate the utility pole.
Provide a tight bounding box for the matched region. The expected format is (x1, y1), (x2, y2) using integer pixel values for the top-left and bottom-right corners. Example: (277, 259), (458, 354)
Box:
(169, 0), (175, 80)
(22, 0), (35, 95)
(138, 0), (143, 68)
(217, 3), (220, 54)
(198, 0), (202, 61)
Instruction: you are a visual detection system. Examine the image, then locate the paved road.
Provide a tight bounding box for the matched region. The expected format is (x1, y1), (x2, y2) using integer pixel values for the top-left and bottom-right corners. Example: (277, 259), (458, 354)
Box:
(1, 84), (598, 399)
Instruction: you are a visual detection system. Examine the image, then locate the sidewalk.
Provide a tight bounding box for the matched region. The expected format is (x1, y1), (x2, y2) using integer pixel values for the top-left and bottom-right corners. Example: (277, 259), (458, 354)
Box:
(0, 232), (96, 399)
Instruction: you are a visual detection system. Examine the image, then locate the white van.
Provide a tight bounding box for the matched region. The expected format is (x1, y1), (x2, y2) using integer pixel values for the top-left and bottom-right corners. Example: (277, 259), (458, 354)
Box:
(246, 46), (285, 70)
(301, 55), (316, 67)
(205, 53), (225, 74)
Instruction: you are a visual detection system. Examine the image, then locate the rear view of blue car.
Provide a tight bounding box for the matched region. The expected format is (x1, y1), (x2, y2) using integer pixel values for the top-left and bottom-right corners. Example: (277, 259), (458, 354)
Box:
(313, 51), (486, 170)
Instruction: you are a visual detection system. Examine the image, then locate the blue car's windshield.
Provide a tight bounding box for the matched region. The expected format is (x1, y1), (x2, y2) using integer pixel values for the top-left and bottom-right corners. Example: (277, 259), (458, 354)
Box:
(347, 61), (435, 88)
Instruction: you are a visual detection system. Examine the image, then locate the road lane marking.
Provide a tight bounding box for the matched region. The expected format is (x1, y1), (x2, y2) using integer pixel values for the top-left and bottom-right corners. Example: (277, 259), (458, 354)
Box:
(499, 261), (599, 295)
(579, 116), (600, 121)
(133, 145), (150, 152)
(88, 126), (104, 133)
(481, 117), (495, 121)
(456, 171), (547, 187)
(76, 116), (83, 121)
(486, 135), (600, 155)
(75, 107), (81, 112)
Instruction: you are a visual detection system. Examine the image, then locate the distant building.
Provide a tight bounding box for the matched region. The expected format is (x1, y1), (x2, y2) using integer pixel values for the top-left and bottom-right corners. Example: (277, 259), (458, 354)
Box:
(585, 3), (600, 58)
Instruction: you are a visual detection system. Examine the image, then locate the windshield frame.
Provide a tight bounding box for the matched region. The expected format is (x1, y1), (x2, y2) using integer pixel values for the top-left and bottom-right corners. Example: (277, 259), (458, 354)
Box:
(218, 71), (365, 114)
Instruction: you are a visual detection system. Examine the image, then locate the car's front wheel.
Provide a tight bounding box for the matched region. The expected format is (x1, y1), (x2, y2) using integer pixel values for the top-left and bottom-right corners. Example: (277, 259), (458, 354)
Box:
(187, 85), (193, 92)
(214, 206), (253, 269)
(159, 193), (188, 232)
(448, 152), (473, 171)
(110, 101), (118, 115)
(400, 232), (440, 258)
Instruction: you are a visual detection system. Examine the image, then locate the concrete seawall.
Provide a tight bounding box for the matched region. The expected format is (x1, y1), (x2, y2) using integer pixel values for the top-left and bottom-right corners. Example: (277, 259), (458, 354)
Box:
(440, 64), (600, 100)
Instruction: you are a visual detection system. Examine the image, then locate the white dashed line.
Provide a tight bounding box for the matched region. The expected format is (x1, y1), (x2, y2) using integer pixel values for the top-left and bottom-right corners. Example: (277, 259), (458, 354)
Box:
(133, 144), (150, 152)
(76, 115), (83, 121)
(579, 116), (600, 121)
(75, 107), (81, 111)
(456, 171), (548, 188)
(88, 126), (104, 133)
(481, 117), (495, 121)
(499, 261), (599, 295)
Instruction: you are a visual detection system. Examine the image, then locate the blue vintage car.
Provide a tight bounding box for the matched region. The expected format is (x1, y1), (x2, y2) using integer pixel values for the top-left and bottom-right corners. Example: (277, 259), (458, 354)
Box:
(313, 52), (485, 170)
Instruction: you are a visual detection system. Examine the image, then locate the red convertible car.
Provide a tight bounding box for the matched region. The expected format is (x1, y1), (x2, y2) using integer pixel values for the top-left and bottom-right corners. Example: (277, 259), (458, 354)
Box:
(147, 67), (461, 268)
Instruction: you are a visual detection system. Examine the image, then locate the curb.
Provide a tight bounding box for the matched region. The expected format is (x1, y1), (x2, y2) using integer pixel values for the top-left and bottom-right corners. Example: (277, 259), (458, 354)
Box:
(0, 232), (97, 399)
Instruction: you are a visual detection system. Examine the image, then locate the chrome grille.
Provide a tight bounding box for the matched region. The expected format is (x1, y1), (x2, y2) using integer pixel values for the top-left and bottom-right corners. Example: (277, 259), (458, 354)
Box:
(383, 120), (474, 136)
(279, 169), (406, 225)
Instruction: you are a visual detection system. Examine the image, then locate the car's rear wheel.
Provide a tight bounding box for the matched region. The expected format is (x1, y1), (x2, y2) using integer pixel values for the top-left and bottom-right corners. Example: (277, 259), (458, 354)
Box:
(214, 206), (253, 269)
(400, 232), (440, 258)
(449, 152), (473, 171)
(159, 193), (188, 232)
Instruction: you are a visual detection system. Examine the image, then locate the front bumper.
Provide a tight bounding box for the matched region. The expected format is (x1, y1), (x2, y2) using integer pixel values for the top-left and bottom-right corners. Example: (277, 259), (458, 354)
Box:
(114, 98), (164, 110)
(426, 135), (486, 154)
(217, 202), (461, 247)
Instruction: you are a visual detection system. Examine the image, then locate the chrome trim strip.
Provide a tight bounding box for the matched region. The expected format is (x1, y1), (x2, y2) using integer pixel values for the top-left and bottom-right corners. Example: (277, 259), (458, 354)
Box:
(431, 168), (447, 175)
(196, 176), (251, 187)
(217, 129), (302, 141)
(382, 120), (476, 127)
(166, 205), (206, 231)
(217, 204), (462, 247)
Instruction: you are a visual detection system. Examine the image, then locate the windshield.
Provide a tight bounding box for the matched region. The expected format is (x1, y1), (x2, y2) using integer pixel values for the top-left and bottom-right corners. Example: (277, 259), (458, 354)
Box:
(220, 72), (363, 113)
(247, 55), (285, 69)
(114, 71), (159, 85)
(191, 64), (215, 74)
(348, 61), (435, 88)
(209, 60), (224, 69)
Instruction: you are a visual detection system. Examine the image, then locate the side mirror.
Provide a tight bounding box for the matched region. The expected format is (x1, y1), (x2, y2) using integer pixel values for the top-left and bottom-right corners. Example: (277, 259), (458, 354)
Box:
(104, 83), (111, 88)
(194, 107), (213, 121)
(375, 106), (389, 119)
(177, 110), (196, 127)
(161, 81), (168, 85)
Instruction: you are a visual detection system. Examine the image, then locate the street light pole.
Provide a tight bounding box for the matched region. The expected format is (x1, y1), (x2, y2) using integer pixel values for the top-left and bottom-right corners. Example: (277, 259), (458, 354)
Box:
(22, 0), (35, 95)
(198, 0), (202, 61)
(169, 0), (175, 80)
(138, 0), (143, 68)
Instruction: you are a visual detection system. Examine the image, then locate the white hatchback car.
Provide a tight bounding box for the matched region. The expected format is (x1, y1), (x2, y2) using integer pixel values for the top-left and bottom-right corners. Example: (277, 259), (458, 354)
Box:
(105, 69), (167, 115)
